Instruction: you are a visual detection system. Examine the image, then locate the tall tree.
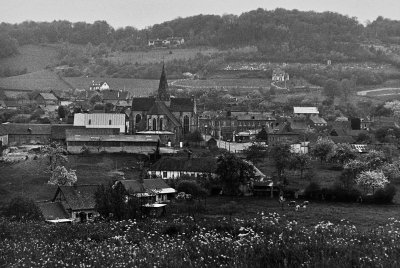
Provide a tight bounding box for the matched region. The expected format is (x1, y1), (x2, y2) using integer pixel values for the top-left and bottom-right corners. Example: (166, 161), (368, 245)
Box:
(270, 142), (292, 177)
(312, 137), (334, 163)
(216, 153), (255, 195)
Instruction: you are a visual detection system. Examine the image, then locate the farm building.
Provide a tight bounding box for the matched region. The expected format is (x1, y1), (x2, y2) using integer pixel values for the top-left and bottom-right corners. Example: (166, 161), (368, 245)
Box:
(89, 81), (110, 91)
(148, 156), (218, 179)
(293, 107), (319, 117)
(73, 113), (127, 133)
(66, 134), (160, 154)
(118, 179), (176, 203)
(130, 65), (197, 143)
(1, 123), (52, 146)
(34, 92), (59, 106)
(40, 184), (101, 223)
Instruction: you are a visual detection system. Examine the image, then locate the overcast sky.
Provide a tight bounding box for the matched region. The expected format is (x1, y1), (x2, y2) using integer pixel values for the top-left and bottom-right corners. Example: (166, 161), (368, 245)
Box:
(2, 0), (400, 29)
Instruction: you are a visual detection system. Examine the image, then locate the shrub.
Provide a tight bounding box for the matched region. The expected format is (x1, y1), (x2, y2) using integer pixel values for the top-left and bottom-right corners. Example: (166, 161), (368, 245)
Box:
(368, 183), (397, 204)
(325, 184), (361, 202)
(5, 197), (43, 222)
(304, 182), (321, 199)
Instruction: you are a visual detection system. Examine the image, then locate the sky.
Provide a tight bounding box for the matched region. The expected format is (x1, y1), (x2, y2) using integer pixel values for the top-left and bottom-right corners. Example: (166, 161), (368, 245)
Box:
(2, 0), (400, 29)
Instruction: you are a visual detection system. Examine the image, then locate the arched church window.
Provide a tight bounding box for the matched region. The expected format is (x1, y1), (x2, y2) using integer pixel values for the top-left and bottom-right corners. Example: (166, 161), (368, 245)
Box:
(159, 118), (163, 131)
(183, 115), (190, 134)
(153, 118), (157, 131)
(135, 114), (142, 124)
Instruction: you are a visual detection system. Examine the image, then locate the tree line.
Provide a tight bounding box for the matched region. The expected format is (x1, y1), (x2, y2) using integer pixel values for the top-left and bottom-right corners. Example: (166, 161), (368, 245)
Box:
(1, 9), (400, 61)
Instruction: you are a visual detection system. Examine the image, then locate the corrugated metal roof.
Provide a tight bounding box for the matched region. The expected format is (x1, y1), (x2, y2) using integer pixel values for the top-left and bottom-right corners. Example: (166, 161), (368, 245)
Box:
(293, 107), (319, 114)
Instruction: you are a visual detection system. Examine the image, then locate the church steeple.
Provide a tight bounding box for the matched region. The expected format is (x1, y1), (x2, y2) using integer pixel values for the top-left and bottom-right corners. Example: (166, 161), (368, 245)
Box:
(157, 64), (170, 101)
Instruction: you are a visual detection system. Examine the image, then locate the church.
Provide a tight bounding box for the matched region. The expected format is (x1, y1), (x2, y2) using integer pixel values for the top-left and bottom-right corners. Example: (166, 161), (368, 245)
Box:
(130, 65), (197, 144)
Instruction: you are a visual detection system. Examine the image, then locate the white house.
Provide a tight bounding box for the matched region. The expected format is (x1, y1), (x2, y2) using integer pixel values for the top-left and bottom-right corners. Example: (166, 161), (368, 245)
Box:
(73, 113), (127, 133)
(90, 81), (110, 91)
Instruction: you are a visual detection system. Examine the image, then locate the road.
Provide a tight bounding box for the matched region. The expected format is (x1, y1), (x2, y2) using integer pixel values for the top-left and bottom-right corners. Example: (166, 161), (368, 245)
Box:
(204, 135), (252, 152)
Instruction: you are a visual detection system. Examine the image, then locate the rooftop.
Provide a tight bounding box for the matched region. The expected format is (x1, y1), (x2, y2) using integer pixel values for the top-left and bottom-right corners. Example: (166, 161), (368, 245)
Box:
(293, 107), (319, 114)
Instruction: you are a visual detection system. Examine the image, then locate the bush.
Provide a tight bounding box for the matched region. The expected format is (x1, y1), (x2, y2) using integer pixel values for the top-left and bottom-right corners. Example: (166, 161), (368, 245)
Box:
(366, 184), (397, 204)
(304, 182), (321, 199)
(324, 185), (361, 203)
(5, 197), (43, 222)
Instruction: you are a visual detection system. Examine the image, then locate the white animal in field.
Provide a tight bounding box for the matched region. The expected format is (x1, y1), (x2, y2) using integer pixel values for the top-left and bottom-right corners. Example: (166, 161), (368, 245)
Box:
(295, 205), (300, 211)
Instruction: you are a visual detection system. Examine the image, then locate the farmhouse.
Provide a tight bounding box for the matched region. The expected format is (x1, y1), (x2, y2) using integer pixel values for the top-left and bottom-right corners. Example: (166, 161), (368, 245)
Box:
(130, 65), (197, 143)
(272, 69), (289, 82)
(73, 113), (127, 133)
(89, 81), (110, 91)
(148, 156), (218, 179)
(267, 122), (300, 145)
(101, 90), (130, 104)
(66, 134), (160, 154)
(49, 184), (100, 223)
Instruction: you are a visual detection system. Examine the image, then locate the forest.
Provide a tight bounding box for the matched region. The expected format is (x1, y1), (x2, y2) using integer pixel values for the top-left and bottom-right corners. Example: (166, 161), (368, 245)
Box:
(1, 8), (400, 63)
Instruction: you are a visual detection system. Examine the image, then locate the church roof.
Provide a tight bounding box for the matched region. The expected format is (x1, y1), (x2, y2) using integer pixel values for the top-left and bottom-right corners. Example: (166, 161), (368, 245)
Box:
(131, 97), (155, 111)
(170, 98), (194, 112)
(148, 101), (181, 127)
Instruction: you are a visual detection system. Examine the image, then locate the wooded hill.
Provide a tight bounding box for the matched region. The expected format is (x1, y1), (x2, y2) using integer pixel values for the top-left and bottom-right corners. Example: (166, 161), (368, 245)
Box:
(1, 8), (400, 63)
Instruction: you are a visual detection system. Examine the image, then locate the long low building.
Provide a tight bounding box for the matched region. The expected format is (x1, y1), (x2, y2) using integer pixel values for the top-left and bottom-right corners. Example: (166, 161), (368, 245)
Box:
(66, 134), (160, 154)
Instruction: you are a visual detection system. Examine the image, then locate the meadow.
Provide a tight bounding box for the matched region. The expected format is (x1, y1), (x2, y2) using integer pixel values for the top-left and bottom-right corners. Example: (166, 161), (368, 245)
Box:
(0, 44), (59, 73)
(2, 211), (400, 267)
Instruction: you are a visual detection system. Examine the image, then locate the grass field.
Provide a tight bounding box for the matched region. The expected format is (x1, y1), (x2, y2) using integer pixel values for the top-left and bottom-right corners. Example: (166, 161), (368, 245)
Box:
(0, 70), (72, 91)
(105, 47), (219, 65)
(0, 44), (59, 73)
(0, 154), (143, 204)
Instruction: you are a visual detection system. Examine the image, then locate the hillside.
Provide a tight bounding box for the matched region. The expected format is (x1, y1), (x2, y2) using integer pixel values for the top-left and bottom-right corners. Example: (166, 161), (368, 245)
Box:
(0, 44), (59, 73)
(0, 69), (72, 91)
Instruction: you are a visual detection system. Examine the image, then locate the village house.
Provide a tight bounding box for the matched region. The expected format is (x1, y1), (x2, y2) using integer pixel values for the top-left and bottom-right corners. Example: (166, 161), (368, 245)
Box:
(66, 133), (160, 154)
(267, 122), (300, 145)
(34, 92), (59, 106)
(38, 184), (100, 223)
(101, 90), (130, 104)
(73, 113), (128, 133)
(89, 81), (110, 91)
(309, 115), (327, 128)
(1, 123), (52, 146)
(130, 65), (197, 143)
(0, 125), (8, 146)
(148, 156), (218, 179)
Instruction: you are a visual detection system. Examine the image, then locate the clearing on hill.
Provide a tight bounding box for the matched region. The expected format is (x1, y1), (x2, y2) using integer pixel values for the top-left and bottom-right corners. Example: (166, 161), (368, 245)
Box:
(0, 44), (59, 73)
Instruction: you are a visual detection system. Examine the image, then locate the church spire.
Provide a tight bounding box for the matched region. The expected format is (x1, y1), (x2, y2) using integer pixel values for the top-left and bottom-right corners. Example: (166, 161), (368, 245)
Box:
(158, 64), (170, 101)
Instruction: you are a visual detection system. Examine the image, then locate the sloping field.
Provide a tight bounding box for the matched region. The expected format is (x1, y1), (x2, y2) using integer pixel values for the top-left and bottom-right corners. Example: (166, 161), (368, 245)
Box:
(0, 70), (72, 91)
(357, 87), (400, 96)
(106, 47), (218, 65)
(0, 44), (59, 73)
(64, 77), (159, 96)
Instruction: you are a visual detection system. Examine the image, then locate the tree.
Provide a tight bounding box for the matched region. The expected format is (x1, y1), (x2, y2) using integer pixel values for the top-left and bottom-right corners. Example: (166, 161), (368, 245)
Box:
(312, 137), (334, 163)
(323, 79), (341, 100)
(57, 105), (68, 119)
(340, 78), (353, 102)
(48, 166), (77, 186)
(6, 197), (44, 222)
(289, 153), (311, 179)
(104, 102), (114, 113)
(243, 142), (268, 164)
(356, 170), (389, 194)
(362, 150), (388, 170)
(329, 143), (357, 166)
(40, 142), (68, 172)
(216, 153), (255, 195)
(185, 130), (204, 143)
(269, 142), (292, 177)
(256, 127), (268, 141)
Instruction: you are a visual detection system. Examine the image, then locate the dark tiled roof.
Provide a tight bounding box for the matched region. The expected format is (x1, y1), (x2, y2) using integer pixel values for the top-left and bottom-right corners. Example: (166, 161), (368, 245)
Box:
(119, 180), (145, 194)
(170, 98), (194, 112)
(0, 125), (8, 136)
(75, 90), (100, 100)
(55, 185), (100, 211)
(2, 123), (52, 135)
(37, 202), (69, 220)
(142, 178), (170, 190)
(150, 157), (217, 173)
(51, 125), (85, 140)
(37, 92), (58, 101)
(131, 97), (155, 111)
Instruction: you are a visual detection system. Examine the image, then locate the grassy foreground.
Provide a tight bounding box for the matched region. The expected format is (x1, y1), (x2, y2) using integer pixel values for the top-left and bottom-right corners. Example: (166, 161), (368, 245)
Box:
(2, 214), (400, 267)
